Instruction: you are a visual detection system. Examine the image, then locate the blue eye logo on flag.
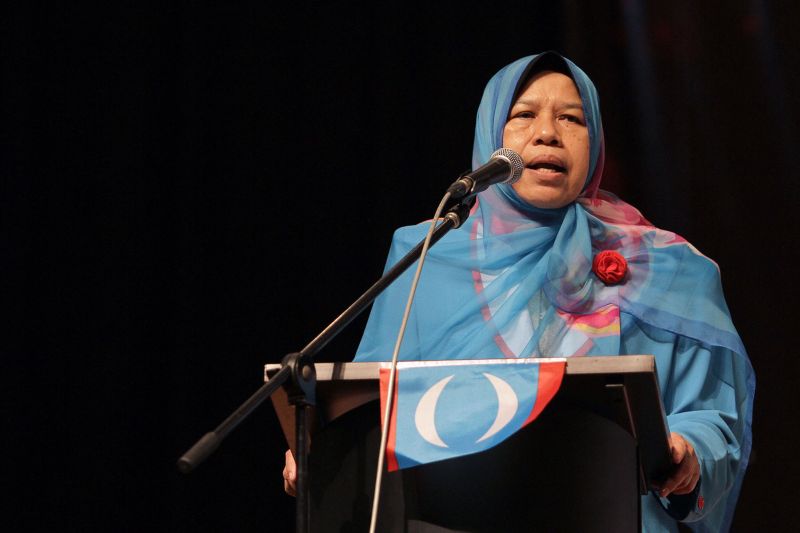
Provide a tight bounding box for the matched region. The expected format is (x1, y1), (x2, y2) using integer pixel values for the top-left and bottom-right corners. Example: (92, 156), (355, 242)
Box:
(379, 359), (565, 471)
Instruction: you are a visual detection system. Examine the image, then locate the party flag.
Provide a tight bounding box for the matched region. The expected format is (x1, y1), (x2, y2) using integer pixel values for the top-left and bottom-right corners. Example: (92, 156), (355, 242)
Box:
(379, 359), (565, 471)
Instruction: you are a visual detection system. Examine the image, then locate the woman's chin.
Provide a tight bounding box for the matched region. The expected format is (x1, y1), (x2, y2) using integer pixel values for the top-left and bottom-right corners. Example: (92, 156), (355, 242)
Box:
(512, 183), (576, 210)
(511, 170), (583, 209)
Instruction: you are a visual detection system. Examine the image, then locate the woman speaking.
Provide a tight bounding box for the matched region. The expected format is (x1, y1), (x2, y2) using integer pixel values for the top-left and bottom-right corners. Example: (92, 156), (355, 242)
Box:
(287, 52), (754, 532)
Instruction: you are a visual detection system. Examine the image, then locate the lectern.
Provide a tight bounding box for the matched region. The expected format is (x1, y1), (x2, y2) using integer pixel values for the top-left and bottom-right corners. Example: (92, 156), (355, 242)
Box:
(266, 356), (673, 533)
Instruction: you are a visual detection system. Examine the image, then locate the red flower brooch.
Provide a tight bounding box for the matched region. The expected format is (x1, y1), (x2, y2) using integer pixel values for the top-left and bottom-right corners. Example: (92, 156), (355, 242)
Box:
(592, 250), (628, 285)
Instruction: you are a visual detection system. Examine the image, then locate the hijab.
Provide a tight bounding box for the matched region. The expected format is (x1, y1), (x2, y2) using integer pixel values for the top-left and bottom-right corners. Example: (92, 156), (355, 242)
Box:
(357, 52), (745, 361)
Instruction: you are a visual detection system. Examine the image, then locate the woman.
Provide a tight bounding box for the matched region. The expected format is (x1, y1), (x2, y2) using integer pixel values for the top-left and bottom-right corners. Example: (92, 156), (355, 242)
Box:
(287, 52), (754, 532)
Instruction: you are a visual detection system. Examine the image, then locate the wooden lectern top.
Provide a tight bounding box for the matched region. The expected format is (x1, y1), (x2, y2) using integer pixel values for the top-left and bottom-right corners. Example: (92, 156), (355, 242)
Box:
(264, 355), (672, 492)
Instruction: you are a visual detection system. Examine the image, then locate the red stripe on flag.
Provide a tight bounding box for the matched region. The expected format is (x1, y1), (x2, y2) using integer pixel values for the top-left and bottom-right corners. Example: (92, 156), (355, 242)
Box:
(379, 368), (400, 472)
(523, 361), (566, 426)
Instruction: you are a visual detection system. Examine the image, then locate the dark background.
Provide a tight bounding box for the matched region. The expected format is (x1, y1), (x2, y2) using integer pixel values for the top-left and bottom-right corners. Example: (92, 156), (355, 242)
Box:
(4, 1), (799, 531)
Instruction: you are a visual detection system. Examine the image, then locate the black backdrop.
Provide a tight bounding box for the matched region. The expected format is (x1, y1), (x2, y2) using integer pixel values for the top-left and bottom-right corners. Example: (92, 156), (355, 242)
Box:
(5, 1), (799, 531)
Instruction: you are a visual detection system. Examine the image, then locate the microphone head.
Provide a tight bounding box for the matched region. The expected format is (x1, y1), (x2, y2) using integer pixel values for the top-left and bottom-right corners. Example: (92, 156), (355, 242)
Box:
(490, 148), (524, 184)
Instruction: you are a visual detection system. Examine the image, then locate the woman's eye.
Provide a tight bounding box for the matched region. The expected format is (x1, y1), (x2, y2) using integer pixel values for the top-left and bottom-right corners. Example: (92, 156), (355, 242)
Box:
(560, 114), (582, 124)
(513, 111), (534, 119)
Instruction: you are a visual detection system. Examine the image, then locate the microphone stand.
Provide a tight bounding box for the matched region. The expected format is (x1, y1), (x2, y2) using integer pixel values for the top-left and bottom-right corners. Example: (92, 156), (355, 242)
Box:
(176, 197), (474, 533)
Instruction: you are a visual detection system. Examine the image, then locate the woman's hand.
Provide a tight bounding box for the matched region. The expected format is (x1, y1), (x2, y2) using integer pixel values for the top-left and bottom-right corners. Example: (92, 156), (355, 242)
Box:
(657, 432), (700, 497)
(283, 449), (297, 497)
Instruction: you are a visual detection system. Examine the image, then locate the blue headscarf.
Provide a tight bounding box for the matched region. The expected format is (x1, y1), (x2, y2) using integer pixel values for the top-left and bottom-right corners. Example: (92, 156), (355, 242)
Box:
(356, 52), (753, 531)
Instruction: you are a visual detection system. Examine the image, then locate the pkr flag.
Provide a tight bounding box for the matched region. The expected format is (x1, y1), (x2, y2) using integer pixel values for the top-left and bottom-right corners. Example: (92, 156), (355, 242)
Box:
(379, 359), (566, 471)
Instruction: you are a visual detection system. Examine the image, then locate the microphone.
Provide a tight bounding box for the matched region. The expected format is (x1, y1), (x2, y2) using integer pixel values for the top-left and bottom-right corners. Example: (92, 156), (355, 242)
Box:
(447, 148), (524, 198)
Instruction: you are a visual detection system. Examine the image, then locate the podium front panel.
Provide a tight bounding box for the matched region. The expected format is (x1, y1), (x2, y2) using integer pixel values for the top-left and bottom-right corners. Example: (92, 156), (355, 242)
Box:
(266, 356), (672, 532)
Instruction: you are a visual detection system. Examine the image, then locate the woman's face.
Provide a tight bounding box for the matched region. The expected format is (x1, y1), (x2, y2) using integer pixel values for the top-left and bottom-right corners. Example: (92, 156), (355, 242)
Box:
(503, 70), (590, 209)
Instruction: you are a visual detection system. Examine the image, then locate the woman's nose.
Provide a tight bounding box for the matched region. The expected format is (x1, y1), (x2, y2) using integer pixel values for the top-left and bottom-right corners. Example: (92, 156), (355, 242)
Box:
(532, 116), (560, 146)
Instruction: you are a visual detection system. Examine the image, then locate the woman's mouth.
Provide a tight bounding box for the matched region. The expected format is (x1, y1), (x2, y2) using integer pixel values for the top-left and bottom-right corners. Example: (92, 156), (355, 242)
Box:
(527, 162), (566, 174)
(526, 155), (568, 176)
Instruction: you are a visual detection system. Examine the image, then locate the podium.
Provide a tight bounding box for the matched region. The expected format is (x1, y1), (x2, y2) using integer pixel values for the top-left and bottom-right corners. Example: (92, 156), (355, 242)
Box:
(265, 356), (673, 532)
